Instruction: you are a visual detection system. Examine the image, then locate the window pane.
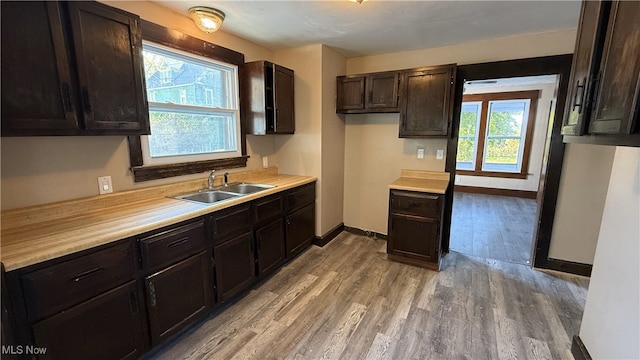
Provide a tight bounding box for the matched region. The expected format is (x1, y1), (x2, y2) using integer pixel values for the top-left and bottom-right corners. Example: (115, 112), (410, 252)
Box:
(148, 109), (237, 158)
(456, 137), (476, 170)
(143, 44), (235, 109)
(483, 138), (520, 171)
(487, 100), (527, 136)
(459, 103), (479, 136)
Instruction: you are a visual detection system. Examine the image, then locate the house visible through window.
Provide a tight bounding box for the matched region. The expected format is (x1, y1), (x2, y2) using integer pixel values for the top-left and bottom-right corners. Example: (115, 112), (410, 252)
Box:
(141, 42), (241, 166)
(456, 90), (539, 178)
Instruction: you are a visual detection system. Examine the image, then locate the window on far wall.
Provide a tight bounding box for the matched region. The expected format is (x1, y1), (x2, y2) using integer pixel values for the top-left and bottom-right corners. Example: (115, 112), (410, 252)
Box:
(456, 90), (539, 179)
(141, 41), (240, 166)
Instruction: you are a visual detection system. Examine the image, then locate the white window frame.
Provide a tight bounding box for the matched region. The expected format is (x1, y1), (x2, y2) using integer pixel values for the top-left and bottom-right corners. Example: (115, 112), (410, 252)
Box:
(482, 99), (531, 173)
(141, 41), (241, 167)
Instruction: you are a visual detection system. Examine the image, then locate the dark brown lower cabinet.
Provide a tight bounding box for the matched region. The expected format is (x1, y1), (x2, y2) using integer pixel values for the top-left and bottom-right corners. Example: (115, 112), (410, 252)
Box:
(285, 204), (315, 258)
(387, 190), (444, 271)
(145, 252), (212, 345)
(256, 219), (285, 277)
(31, 281), (144, 360)
(214, 232), (256, 302)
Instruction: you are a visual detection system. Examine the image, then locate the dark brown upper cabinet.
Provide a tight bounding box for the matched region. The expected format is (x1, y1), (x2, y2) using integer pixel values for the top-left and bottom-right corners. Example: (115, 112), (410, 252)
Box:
(399, 64), (456, 138)
(562, 0), (640, 146)
(336, 71), (400, 113)
(243, 60), (295, 135)
(1, 1), (150, 137)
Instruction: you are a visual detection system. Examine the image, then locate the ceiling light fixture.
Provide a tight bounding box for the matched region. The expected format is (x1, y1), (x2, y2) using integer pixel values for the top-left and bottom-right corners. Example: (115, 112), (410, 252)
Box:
(349, 0), (368, 4)
(188, 6), (225, 33)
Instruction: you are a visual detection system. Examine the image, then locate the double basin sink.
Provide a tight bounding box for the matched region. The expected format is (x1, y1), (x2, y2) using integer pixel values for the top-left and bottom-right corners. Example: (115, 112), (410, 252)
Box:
(174, 183), (275, 205)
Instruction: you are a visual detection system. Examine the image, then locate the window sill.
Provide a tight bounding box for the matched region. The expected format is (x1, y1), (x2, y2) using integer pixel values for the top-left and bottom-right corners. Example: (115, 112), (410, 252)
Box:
(131, 156), (248, 182)
(455, 170), (528, 180)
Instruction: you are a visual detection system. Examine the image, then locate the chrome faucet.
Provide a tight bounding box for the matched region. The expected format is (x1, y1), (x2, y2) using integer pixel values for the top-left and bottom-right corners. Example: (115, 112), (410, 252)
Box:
(207, 170), (216, 190)
(223, 172), (229, 187)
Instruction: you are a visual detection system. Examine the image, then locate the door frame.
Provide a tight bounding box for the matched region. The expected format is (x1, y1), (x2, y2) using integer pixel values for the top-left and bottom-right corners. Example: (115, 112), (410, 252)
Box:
(442, 54), (573, 270)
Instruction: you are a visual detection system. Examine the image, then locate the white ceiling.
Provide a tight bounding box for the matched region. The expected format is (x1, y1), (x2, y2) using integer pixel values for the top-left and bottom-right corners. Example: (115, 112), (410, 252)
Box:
(157, 1), (582, 58)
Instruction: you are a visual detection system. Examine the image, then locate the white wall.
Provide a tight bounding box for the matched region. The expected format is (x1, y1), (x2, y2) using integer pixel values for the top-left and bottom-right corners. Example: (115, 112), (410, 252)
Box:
(579, 146), (640, 359)
(548, 144), (616, 264)
(457, 81), (557, 191)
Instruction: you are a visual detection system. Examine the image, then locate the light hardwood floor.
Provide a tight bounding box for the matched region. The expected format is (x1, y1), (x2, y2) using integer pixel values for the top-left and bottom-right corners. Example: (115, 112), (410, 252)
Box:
(450, 192), (538, 265)
(147, 232), (588, 360)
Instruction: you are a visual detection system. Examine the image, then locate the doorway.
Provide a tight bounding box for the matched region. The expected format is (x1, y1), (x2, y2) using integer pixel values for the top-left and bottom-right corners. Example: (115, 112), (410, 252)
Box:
(441, 55), (573, 271)
(449, 75), (560, 265)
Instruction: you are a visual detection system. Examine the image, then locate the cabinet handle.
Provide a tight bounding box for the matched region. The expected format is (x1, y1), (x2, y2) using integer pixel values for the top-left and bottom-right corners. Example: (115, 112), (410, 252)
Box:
(590, 73), (601, 110)
(82, 86), (92, 113)
(168, 237), (189, 248)
(71, 267), (103, 282)
(130, 290), (139, 314)
(408, 201), (422, 207)
(148, 282), (156, 307)
(286, 218), (291, 226)
(572, 78), (586, 113)
(61, 83), (73, 112)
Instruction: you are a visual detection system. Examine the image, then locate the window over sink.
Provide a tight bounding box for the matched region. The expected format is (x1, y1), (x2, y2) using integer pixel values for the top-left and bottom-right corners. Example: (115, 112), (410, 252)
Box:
(127, 20), (247, 182)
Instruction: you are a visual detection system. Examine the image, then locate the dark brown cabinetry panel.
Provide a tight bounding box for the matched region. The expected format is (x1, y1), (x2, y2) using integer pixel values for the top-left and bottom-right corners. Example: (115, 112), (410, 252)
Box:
(67, 1), (149, 133)
(214, 232), (256, 302)
(21, 241), (135, 321)
(562, 0), (640, 145)
(387, 190), (444, 271)
(254, 194), (284, 226)
(399, 64), (455, 137)
(0, 1), (149, 136)
(562, 1), (609, 136)
(243, 61), (295, 135)
(336, 71), (400, 113)
(139, 220), (206, 273)
(588, 0), (640, 135)
(211, 205), (252, 244)
(285, 204), (315, 258)
(0, 1), (79, 133)
(256, 219), (286, 278)
(32, 281), (145, 360)
(145, 252), (212, 344)
(336, 76), (365, 111)
(286, 183), (316, 213)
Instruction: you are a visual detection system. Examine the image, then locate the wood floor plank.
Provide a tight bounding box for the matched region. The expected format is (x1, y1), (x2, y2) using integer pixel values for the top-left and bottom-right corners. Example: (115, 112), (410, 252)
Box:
(147, 232), (588, 360)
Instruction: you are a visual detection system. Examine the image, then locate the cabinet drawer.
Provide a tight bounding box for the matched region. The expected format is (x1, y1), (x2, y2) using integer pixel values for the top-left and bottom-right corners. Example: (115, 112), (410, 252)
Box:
(21, 241), (135, 321)
(140, 220), (206, 273)
(390, 190), (442, 219)
(212, 205), (252, 245)
(254, 194), (283, 225)
(286, 183), (315, 212)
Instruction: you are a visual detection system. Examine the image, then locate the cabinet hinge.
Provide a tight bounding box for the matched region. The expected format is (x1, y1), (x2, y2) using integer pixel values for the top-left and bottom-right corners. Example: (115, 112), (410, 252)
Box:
(450, 75), (454, 85)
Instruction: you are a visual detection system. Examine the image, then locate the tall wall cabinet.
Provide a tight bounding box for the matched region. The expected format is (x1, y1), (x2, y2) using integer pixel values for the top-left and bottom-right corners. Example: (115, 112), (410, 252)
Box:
(1, 1), (150, 136)
(562, 0), (640, 146)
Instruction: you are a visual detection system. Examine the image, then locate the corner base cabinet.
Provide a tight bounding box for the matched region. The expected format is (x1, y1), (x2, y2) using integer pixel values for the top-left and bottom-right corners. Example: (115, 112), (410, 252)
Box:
(387, 190), (445, 271)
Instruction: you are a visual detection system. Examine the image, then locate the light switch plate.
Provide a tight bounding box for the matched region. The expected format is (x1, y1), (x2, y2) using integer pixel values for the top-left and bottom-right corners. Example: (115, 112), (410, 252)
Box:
(98, 176), (113, 195)
(436, 149), (444, 160)
(262, 156), (269, 168)
(417, 148), (425, 159)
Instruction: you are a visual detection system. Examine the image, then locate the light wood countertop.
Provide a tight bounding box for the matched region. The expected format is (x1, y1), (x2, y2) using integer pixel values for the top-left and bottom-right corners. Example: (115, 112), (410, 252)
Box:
(389, 169), (450, 194)
(1, 168), (316, 271)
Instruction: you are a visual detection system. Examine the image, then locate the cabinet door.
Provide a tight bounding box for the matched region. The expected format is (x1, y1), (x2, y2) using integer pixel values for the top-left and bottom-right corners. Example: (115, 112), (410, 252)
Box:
(366, 72), (399, 109)
(561, 0), (610, 136)
(145, 252), (212, 345)
(67, 2), (149, 134)
(32, 281), (145, 360)
(399, 65), (455, 137)
(256, 219), (286, 278)
(336, 76), (366, 112)
(588, 0), (640, 135)
(285, 204), (315, 258)
(1, 1), (79, 135)
(214, 232), (256, 302)
(388, 215), (439, 263)
(273, 64), (295, 134)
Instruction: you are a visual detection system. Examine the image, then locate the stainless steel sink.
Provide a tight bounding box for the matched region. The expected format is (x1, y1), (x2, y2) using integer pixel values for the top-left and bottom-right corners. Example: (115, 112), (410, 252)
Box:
(175, 190), (241, 204)
(173, 183), (275, 205)
(221, 183), (275, 195)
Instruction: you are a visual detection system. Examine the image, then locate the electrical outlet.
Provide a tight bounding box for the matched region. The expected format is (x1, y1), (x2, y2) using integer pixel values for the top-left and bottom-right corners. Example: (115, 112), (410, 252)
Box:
(455, 175), (462, 184)
(436, 149), (444, 160)
(98, 176), (113, 195)
(262, 156), (269, 168)
(417, 148), (425, 159)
